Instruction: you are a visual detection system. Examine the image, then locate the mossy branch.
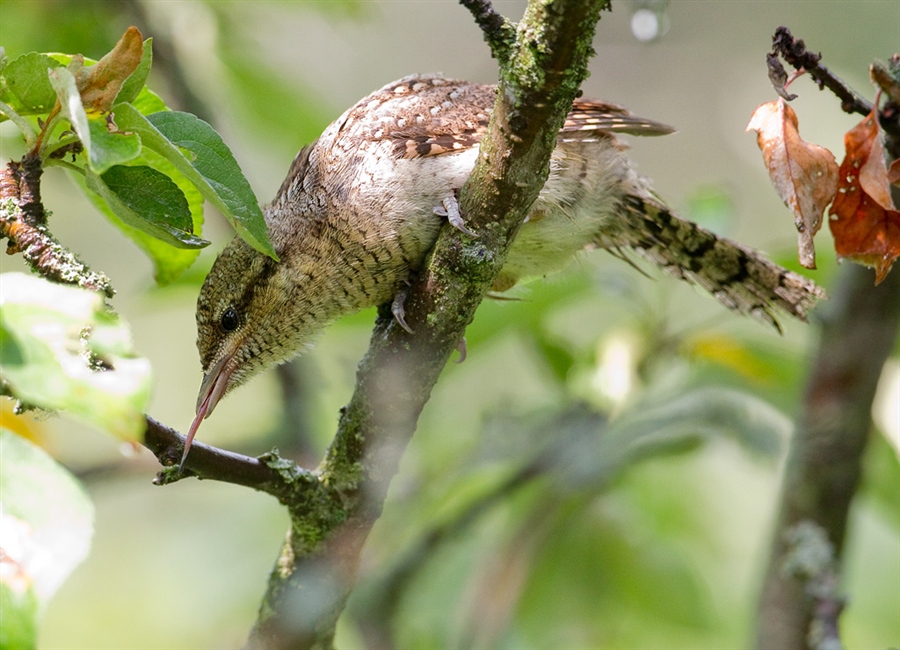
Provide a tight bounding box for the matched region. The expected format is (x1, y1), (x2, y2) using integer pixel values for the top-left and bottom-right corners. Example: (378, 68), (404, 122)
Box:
(242, 1), (610, 648)
(0, 157), (114, 297)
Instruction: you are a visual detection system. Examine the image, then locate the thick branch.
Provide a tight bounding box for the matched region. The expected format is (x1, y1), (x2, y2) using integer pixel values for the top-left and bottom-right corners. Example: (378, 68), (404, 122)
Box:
(754, 264), (900, 649)
(0, 158), (114, 297)
(245, 1), (610, 648)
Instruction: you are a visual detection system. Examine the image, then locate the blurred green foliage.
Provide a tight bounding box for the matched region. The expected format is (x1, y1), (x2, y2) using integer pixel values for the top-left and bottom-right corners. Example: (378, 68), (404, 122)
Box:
(0, 1), (897, 649)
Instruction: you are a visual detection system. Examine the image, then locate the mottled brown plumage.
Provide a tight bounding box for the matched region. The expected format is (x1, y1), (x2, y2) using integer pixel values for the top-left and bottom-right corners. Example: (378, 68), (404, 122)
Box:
(182, 74), (823, 466)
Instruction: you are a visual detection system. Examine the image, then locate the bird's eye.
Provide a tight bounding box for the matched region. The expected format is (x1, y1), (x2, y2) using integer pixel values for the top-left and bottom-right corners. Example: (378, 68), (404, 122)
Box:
(220, 306), (240, 332)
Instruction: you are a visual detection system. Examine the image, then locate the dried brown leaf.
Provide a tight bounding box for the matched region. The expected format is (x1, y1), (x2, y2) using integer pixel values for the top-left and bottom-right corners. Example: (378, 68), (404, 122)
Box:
(747, 99), (839, 269)
(859, 121), (898, 211)
(829, 109), (900, 284)
(75, 26), (144, 114)
(887, 157), (900, 186)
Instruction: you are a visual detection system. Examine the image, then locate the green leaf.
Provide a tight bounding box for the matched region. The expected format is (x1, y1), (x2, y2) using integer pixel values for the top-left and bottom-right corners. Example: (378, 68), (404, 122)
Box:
(114, 37), (152, 106)
(0, 273), (152, 440)
(100, 165), (202, 244)
(48, 67), (141, 173)
(86, 118), (141, 172)
(47, 65), (87, 136)
(114, 105), (275, 258)
(72, 148), (205, 285)
(0, 428), (93, 650)
(84, 166), (208, 250)
(0, 52), (61, 117)
(129, 86), (167, 116)
(609, 386), (788, 463)
(0, 550), (38, 650)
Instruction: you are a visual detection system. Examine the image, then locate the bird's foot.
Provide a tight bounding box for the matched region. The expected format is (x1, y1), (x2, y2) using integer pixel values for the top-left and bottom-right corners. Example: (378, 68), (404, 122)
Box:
(455, 336), (467, 364)
(434, 195), (477, 237)
(391, 286), (414, 334)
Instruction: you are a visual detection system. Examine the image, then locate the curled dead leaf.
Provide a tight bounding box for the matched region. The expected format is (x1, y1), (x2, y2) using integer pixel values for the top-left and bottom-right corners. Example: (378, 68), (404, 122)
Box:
(859, 118), (897, 211)
(747, 99), (838, 269)
(829, 109), (900, 284)
(76, 26), (144, 115)
(888, 158), (900, 185)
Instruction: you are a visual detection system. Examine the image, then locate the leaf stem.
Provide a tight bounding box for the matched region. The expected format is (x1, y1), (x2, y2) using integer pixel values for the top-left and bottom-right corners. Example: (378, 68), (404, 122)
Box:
(44, 158), (84, 175)
(42, 133), (83, 160)
(0, 100), (37, 149)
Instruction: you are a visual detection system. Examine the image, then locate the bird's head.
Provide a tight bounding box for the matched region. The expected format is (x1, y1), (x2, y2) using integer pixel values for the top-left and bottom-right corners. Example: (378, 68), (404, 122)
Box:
(182, 234), (318, 469)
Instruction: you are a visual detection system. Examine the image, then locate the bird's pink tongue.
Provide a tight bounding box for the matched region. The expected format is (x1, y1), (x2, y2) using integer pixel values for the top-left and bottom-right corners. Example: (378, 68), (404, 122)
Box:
(180, 356), (233, 472)
(179, 398), (211, 471)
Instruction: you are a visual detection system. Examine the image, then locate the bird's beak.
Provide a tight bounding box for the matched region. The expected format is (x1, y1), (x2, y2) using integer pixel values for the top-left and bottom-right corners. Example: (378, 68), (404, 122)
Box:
(179, 350), (236, 471)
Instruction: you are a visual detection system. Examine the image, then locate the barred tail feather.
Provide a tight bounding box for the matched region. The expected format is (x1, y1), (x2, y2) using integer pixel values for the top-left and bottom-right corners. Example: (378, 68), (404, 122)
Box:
(605, 194), (825, 330)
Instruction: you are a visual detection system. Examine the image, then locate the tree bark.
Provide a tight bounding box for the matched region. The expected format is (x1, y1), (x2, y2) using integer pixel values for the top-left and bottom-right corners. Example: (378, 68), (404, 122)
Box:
(243, 1), (610, 648)
(754, 263), (900, 650)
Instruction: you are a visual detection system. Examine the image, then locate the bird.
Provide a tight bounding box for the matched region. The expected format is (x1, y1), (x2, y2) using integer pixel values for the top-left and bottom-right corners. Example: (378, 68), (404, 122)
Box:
(181, 74), (824, 468)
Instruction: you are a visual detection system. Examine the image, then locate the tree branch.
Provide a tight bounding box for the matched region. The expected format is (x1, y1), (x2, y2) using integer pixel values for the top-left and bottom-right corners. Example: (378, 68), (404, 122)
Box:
(771, 26), (873, 117)
(754, 265), (900, 649)
(0, 157), (114, 297)
(144, 416), (322, 501)
(755, 33), (900, 649)
(459, 0), (516, 62)
(244, 1), (610, 648)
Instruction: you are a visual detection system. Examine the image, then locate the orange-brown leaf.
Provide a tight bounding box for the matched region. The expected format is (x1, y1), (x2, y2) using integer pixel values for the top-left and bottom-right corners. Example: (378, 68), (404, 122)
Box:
(887, 157), (900, 186)
(76, 26), (143, 114)
(747, 99), (838, 269)
(829, 109), (900, 284)
(859, 118), (897, 211)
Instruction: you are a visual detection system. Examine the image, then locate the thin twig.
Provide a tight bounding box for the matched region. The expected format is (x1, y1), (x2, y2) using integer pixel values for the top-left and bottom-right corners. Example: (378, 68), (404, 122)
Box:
(144, 416), (322, 503)
(771, 26), (873, 116)
(459, 0), (516, 63)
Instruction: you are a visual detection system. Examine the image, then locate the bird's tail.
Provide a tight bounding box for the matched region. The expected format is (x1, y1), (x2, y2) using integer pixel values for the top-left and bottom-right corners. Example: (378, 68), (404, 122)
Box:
(600, 193), (825, 330)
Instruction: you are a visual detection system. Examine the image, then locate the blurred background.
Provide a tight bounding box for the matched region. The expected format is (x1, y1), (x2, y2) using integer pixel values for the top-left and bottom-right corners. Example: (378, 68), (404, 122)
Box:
(0, 1), (898, 648)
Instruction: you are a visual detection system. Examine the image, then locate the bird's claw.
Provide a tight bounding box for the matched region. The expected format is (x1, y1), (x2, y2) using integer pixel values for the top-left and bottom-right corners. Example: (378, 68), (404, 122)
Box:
(455, 336), (467, 364)
(391, 287), (414, 334)
(434, 196), (477, 238)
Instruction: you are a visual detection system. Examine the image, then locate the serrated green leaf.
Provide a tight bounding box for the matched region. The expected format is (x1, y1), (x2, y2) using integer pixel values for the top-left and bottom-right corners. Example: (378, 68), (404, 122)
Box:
(84, 166), (208, 250)
(115, 37), (152, 106)
(0, 428), (93, 649)
(101, 165), (195, 238)
(72, 147), (204, 285)
(115, 106), (275, 259)
(0, 52), (61, 117)
(0, 273), (152, 440)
